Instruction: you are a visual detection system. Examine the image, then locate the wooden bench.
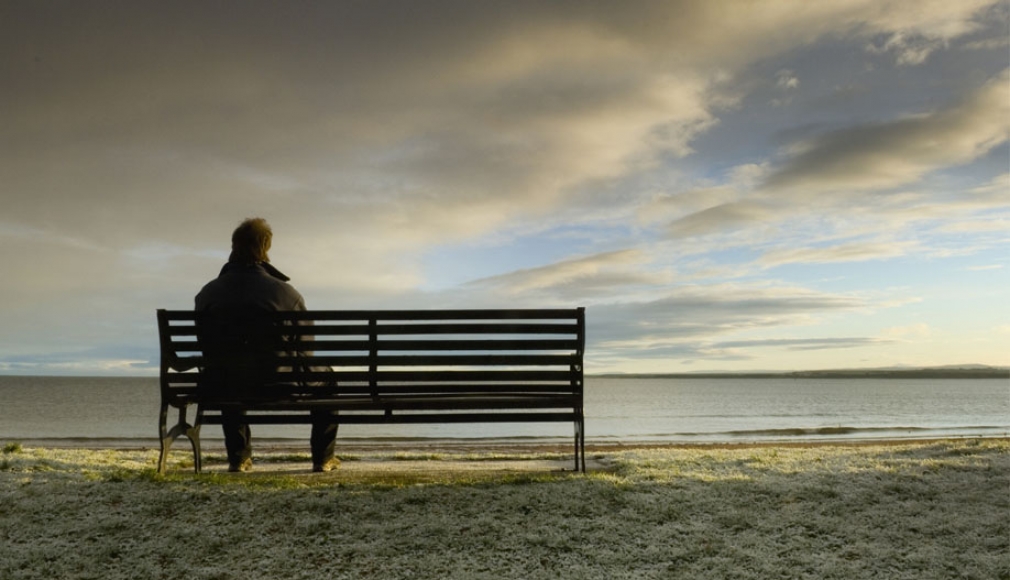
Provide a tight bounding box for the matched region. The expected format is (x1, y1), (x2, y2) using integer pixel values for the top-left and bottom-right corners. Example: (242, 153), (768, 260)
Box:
(156, 308), (586, 473)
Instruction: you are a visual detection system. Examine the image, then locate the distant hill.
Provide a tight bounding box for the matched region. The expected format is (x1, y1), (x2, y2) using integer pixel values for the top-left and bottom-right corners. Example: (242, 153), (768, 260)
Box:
(591, 365), (1010, 379)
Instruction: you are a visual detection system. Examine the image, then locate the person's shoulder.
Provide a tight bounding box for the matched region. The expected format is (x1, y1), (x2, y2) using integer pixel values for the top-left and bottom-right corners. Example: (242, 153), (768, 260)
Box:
(195, 277), (223, 309)
(198, 275), (223, 290)
(250, 266), (303, 309)
(276, 279), (306, 309)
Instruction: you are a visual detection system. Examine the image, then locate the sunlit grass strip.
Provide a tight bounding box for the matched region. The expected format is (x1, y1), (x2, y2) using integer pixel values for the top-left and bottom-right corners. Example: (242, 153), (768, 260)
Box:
(0, 444), (585, 488)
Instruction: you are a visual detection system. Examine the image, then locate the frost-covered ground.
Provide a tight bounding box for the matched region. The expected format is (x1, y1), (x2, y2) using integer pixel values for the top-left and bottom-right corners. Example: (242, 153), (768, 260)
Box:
(1, 440), (1007, 579)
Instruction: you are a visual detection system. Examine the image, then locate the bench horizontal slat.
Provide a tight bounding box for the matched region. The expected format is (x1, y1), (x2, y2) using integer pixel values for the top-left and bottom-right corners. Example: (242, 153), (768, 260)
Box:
(228, 323), (578, 336)
(310, 385), (577, 395)
(282, 354), (580, 366)
(262, 309), (581, 321)
(165, 349), (579, 361)
(199, 394), (574, 409)
(163, 340), (582, 356)
(365, 323), (579, 335)
(162, 329), (197, 339)
(164, 326), (580, 340)
(311, 369), (572, 382)
(200, 412), (579, 425)
(296, 339), (582, 351)
(168, 369), (576, 382)
(161, 309), (580, 322)
(163, 382), (578, 396)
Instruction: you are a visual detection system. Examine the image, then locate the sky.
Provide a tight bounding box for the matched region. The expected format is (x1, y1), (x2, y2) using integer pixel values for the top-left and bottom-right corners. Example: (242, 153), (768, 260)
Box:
(1, 0), (1008, 376)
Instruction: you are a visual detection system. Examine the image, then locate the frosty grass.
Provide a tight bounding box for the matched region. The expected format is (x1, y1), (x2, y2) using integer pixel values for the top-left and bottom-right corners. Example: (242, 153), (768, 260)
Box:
(1, 439), (1007, 579)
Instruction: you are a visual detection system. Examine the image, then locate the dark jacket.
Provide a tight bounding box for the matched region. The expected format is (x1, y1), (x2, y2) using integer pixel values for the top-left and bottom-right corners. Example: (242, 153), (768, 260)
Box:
(194, 262), (315, 390)
(195, 262), (306, 313)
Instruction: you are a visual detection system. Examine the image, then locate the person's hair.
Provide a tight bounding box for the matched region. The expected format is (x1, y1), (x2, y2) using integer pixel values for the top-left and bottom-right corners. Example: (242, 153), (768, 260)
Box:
(229, 217), (272, 264)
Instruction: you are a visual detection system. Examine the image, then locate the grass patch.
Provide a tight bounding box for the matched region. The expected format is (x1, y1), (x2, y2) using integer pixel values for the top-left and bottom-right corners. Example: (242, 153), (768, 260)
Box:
(1, 439), (1006, 579)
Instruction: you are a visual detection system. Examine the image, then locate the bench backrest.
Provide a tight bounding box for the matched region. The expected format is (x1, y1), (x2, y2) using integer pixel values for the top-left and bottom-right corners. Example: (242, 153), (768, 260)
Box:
(157, 308), (585, 402)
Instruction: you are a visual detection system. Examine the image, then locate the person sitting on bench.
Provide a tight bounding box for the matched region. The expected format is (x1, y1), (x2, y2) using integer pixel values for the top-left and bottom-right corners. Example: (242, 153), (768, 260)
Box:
(194, 217), (339, 473)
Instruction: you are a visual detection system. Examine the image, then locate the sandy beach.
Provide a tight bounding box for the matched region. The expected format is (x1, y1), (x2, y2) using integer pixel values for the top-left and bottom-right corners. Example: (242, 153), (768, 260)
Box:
(1, 438), (1007, 579)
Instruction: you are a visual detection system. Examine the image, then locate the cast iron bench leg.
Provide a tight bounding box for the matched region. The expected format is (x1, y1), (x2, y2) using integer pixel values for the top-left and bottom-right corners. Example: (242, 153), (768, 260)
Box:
(157, 403), (171, 474)
(580, 416), (586, 473)
(189, 407), (203, 473)
(157, 404), (199, 474)
(573, 419), (581, 472)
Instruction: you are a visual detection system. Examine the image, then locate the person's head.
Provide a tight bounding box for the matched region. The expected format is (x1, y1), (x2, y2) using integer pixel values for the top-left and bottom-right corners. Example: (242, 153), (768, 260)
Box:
(229, 217), (272, 264)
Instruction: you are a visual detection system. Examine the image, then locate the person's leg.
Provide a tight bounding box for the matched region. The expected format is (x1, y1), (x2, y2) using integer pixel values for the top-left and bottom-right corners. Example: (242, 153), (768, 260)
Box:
(310, 410), (338, 471)
(221, 408), (252, 471)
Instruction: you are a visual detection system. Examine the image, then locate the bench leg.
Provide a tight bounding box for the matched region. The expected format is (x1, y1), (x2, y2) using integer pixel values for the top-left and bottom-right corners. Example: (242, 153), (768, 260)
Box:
(188, 425), (202, 473)
(573, 418), (583, 473)
(189, 407), (204, 473)
(573, 422), (578, 471)
(157, 403), (172, 474)
(157, 404), (201, 474)
(580, 416), (586, 473)
(572, 415), (586, 473)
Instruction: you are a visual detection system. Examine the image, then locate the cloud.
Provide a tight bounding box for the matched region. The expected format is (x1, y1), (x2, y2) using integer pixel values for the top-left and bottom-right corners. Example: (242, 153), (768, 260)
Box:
(467, 249), (670, 299)
(910, 215), (1008, 237)
(660, 78), (1007, 242)
(638, 186), (740, 227)
(758, 241), (918, 268)
(882, 324), (932, 338)
(771, 69), (800, 106)
(587, 283), (869, 351)
(583, 281), (925, 369)
(711, 337), (888, 351)
(863, 0), (994, 64)
(963, 37), (1010, 51)
(867, 33), (948, 66)
(776, 70), (800, 90)
(666, 202), (776, 238)
(764, 70), (1009, 193)
(0, 345), (155, 374)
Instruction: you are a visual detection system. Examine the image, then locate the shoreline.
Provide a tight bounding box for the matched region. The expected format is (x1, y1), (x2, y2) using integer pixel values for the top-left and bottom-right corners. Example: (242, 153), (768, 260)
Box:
(7, 434), (1007, 454)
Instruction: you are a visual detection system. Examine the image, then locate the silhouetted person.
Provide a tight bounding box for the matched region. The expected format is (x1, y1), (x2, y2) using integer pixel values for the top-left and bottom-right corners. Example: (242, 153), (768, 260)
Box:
(195, 217), (338, 472)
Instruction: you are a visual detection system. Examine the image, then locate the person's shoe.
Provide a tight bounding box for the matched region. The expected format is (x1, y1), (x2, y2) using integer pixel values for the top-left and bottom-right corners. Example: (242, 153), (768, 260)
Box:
(228, 457), (253, 473)
(312, 457), (340, 473)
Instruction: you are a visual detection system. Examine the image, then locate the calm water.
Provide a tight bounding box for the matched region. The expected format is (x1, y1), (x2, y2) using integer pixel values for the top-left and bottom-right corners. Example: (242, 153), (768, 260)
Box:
(0, 375), (1006, 444)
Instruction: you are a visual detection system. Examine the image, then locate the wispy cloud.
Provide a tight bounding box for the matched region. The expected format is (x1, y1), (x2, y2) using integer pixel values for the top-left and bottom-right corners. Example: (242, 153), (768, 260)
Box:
(667, 202), (776, 238)
(882, 324), (933, 338)
(863, 0), (994, 64)
(763, 70), (1009, 194)
(467, 249), (670, 300)
(758, 241), (918, 268)
(711, 337), (889, 351)
(587, 283), (872, 355)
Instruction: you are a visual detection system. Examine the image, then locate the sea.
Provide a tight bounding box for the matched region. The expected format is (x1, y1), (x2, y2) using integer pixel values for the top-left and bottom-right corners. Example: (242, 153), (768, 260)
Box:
(0, 375), (1007, 447)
